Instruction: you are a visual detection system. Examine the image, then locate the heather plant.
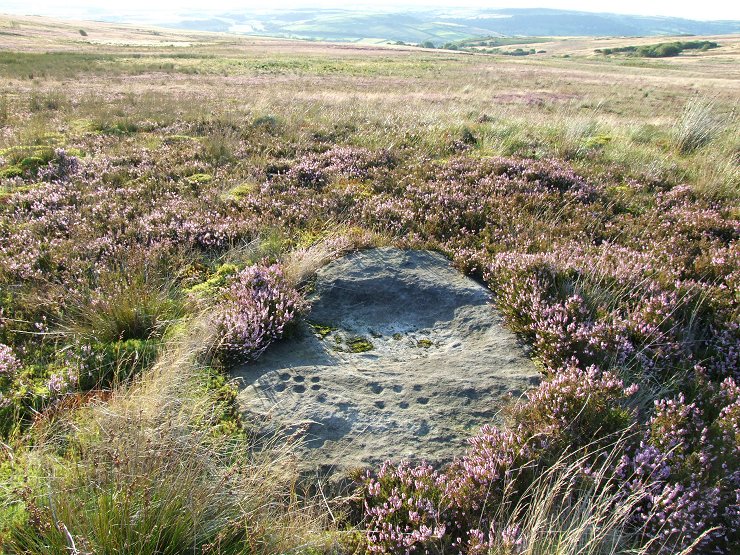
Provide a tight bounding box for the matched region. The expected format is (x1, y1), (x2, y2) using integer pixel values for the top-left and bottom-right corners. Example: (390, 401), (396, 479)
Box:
(511, 364), (638, 452)
(362, 365), (642, 553)
(0, 343), (20, 380)
(0, 343), (21, 412)
(214, 264), (306, 362)
(615, 379), (740, 554)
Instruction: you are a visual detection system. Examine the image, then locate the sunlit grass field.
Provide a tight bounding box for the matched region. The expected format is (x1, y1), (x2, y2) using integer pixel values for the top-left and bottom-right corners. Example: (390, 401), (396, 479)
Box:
(0, 13), (738, 555)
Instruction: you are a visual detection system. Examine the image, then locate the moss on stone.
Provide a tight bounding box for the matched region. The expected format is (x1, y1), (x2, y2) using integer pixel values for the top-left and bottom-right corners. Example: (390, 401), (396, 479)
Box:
(347, 336), (374, 353)
(308, 321), (337, 339)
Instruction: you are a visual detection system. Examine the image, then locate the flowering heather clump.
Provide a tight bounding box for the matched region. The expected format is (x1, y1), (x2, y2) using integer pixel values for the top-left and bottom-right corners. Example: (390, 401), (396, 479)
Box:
(442, 426), (530, 541)
(484, 240), (737, 385)
(47, 371), (74, 396)
(214, 264), (305, 362)
(615, 380), (740, 553)
(364, 461), (447, 553)
(0, 343), (20, 378)
(0, 343), (21, 408)
(37, 148), (80, 182)
(287, 146), (393, 188)
(514, 363), (638, 449)
(363, 364), (641, 553)
(288, 155), (328, 188)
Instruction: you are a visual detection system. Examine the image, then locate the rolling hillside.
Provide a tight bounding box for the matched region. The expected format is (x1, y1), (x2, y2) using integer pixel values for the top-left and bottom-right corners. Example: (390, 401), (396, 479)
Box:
(168, 8), (740, 44)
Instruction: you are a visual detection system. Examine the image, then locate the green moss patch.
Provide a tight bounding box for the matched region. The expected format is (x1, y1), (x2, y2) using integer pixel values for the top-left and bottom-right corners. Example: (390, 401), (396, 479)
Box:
(186, 263), (239, 296)
(184, 173), (213, 185)
(0, 165), (23, 179)
(227, 182), (258, 199)
(309, 321), (337, 339)
(346, 336), (374, 353)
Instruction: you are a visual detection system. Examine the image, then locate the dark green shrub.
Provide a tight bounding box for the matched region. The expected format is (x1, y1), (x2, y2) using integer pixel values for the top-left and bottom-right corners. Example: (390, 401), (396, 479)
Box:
(597, 41), (719, 58)
(252, 114), (282, 134)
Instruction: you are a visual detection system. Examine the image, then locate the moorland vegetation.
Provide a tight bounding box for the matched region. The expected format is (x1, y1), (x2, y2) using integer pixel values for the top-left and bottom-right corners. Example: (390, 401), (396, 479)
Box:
(0, 17), (738, 555)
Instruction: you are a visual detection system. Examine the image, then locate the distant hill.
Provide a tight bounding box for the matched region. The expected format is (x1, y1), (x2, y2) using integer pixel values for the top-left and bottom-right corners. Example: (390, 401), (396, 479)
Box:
(167, 8), (740, 45)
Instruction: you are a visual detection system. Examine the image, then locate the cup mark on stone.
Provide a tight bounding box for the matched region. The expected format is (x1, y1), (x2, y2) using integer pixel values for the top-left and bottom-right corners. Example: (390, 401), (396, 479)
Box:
(311, 384), (321, 391)
(399, 401), (409, 409)
(412, 384), (422, 391)
(293, 384), (306, 393)
(369, 382), (383, 394)
(374, 400), (386, 409)
(293, 375), (305, 383)
(416, 397), (429, 405)
(274, 382), (287, 392)
(310, 376), (321, 383)
(392, 385), (403, 393)
(279, 372), (290, 381)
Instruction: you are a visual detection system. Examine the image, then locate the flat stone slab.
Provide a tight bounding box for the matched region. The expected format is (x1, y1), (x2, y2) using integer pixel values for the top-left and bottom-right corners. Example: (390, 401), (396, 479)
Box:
(233, 248), (538, 473)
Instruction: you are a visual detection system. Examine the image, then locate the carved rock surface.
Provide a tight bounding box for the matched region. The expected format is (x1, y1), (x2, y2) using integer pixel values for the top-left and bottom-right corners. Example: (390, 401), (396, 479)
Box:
(233, 247), (539, 473)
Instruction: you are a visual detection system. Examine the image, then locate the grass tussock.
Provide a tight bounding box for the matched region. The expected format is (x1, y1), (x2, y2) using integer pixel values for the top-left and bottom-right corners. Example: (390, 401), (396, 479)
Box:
(672, 97), (723, 154)
(490, 443), (710, 555)
(2, 316), (331, 554)
(69, 271), (184, 344)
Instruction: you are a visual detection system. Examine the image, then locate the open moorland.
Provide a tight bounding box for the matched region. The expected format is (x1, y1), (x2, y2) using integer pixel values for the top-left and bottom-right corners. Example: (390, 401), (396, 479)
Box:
(0, 14), (738, 555)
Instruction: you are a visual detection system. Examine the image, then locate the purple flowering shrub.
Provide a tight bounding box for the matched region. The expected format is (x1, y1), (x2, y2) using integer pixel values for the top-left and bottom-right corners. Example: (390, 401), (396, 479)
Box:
(0, 343), (20, 377)
(287, 146), (394, 188)
(616, 378), (740, 553)
(484, 246), (738, 386)
(0, 343), (21, 433)
(1, 113), (737, 549)
(0, 343), (21, 403)
(363, 365), (641, 553)
(364, 461), (448, 553)
(214, 264), (306, 362)
(321, 146), (395, 180)
(512, 364), (638, 451)
(362, 369), (738, 554)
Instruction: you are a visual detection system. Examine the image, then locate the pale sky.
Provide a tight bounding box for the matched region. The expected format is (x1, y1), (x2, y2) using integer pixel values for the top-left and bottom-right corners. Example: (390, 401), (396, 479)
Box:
(1, 0), (738, 22)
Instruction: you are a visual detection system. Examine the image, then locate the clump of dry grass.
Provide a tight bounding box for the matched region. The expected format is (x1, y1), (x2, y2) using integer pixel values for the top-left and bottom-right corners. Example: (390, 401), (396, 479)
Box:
(281, 227), (379, 288)
(2, 315), (333, 554)
(691, 135), (740, 200)
(672, 97), (723, 154)
(488, 441), (712, 555)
